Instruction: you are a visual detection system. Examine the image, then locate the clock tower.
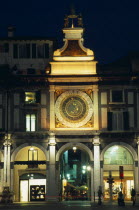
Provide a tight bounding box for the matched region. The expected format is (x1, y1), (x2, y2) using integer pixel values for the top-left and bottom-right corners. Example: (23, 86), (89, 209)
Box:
(48, 11), (99, 132)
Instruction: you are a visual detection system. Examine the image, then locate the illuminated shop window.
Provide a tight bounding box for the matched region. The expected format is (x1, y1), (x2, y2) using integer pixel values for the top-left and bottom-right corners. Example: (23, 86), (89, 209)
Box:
(28, 148), (38, 161)
(26, 114), (36, 131)
(25, 92), (36, 104)
(104, 146), (133, 165)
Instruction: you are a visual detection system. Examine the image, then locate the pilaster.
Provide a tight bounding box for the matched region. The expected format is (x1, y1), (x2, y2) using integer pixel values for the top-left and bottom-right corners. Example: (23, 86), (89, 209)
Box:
(93, 134), (101, 201)
(93, 86), (99, 130)
(3, 134), (12, 189)
(46, 132), (58, 201)
(89, 161), (94, 201)
(49, 85), (55, 130)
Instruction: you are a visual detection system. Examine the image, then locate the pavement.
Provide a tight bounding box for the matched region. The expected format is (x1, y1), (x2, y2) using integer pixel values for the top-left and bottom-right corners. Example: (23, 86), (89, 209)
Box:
(0, 200), (138, 210)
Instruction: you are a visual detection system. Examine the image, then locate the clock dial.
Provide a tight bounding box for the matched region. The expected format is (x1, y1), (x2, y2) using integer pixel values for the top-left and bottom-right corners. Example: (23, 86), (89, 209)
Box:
(55, 90), (93, 128)
(61, 96), (87, 122)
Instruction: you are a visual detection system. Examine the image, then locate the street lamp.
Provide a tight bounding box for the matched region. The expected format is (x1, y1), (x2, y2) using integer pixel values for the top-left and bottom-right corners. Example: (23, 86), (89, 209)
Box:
(66, 174), (70, 180)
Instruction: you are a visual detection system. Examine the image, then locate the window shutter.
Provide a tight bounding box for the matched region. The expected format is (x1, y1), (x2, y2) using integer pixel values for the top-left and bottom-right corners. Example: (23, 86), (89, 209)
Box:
(26, 44), (30, 58)
(13, 44), (18, 58)
(32, 44), (36, 58)
(123, 111), (129, 130)
(36, 91), (41, 103)
(44, 44), (49, 58)
(4, 43), (9, 53)
(107, 112), (113, 131)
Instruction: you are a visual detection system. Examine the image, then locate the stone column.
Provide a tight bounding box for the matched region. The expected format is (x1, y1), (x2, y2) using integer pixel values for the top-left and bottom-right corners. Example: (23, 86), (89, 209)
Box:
(93, 86), (99, 130)
(56, 161), (61, 201)
(3, 141), (8, 185)
(93, 134), (101, 202)
(46, 132), (58, 201)
(136, 139), (139, 203)
(10, 163), (14, 192)
(49, 85), (55, 130)
(3, 135), (11, 188)
(100, 161), (104, 192)
(7, 142), (11, 186)
(90, 161), (94, 201)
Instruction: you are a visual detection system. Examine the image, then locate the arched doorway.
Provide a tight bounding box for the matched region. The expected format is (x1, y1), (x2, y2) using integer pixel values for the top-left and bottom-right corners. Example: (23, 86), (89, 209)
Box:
(13, 145), (47, 202)
(60, 147), (91, 201)
(103, 145), (134, 200)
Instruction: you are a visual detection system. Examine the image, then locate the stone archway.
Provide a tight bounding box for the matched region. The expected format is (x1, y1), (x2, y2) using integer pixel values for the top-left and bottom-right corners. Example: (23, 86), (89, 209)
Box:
(11, 142), (48, 162)
(101, 142), (137, 201)
(100, 142), (137, 161)
(56, 142), (93, 162)
(11, 143), (48, 202)
(56, 142), (93, 201)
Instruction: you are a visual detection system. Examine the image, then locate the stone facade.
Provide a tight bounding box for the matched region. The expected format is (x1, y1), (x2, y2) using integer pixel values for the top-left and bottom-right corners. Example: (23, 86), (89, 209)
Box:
(0, 12), (139, 202)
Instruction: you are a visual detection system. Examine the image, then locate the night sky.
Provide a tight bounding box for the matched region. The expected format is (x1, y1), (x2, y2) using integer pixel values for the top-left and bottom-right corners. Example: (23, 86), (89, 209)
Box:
(0, 0), (139, 64)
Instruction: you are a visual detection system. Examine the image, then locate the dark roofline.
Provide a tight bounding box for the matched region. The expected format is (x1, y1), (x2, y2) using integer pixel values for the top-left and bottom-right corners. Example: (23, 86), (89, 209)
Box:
(0, 36), (56, 41)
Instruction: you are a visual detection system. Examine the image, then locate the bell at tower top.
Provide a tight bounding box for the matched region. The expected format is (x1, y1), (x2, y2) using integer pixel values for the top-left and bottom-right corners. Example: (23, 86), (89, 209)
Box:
(64, 12), (83, 29)
(50, 7), (97, 75)
(63, 6), (84, 40)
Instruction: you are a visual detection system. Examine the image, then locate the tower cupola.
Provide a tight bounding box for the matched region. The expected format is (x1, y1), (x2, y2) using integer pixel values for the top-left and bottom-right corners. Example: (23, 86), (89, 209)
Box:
(53, 10), (94, 62)
(50, 9), (97, 75)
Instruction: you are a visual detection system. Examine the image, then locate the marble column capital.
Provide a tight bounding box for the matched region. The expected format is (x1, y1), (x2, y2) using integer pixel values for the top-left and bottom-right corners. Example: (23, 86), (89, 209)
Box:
(93, 134), (100, 146)
(3, 139), (12, 146)
(49, 132), (56, 146)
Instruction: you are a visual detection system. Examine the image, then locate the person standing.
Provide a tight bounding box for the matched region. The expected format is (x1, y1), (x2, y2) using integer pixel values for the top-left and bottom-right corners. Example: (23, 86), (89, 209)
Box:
(131, 188), (136, 206)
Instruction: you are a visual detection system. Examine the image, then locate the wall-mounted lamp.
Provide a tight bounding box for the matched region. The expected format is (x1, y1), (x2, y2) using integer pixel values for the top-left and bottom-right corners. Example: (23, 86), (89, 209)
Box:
(73, 146), (77, 153)
(29, 146), (34, 151)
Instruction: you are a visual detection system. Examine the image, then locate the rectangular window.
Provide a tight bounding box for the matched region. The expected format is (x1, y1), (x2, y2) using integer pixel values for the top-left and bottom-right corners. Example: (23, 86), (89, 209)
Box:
(32, 43), (36, 58)
(25, 92), (36, 104)
(26, 114), (36, 131)
(28, 149), (38, 161)
(111, 90), (123, 103)
(107, 111), (129, 131)
(112, 112), (123, 130)
(37, 44), (44, 58)
(44, 43), (49, 58)
(19, 44), (30, 58)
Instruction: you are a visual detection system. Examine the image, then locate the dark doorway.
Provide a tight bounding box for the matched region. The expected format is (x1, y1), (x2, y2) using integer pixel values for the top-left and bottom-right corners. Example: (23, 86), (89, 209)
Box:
(60, 149), (91, 201)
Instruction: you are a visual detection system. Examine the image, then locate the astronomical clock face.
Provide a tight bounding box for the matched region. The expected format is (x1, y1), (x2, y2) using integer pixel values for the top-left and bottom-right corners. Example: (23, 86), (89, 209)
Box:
(55, 90), (93, 128)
